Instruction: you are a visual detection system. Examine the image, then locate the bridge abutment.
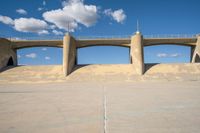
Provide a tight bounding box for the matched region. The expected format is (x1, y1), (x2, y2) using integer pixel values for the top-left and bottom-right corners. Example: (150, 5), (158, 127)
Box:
(192, 36), (200, 63)
(0, 39), (17, 71)
(63, 34), (77, 76)
(130, 32), (144, 75)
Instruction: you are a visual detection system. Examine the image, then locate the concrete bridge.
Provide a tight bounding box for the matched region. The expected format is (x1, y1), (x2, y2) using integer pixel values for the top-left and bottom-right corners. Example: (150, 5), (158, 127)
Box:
(0, 32), (200, 76)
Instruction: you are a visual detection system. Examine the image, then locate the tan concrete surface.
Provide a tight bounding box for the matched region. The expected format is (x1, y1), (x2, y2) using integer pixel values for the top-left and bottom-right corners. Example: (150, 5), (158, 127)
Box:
(192, 36), (200, 62)
(0, 81), (200, 133)
(63, 34), (77, 76)
(0, 38), (17, 70)
(0, 64), (200, 84)
(130, 33), (144, 75)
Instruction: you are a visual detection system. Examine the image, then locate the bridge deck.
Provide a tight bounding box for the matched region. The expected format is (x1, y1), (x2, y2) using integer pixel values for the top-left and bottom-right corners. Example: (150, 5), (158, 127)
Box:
(0, 37), (197, 50)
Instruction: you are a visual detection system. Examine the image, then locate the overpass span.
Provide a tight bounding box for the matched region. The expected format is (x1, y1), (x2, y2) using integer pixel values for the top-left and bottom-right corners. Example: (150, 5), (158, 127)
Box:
(0, 33), (200, 76)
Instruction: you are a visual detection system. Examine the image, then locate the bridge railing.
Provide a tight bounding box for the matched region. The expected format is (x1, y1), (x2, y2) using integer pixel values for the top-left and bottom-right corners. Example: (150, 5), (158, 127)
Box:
(144, 34), (198, 39)
(76, 35), (131, 40)
(1, 36), (63, 41)
(1, 34), (199, 41)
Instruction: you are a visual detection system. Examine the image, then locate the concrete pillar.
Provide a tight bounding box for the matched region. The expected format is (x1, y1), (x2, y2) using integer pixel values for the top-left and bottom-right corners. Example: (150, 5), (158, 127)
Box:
(63, 33), (77, 76)
(0, 38), (17, 71)
(191, 36), (200, 63)
(130, 32), (144, 75)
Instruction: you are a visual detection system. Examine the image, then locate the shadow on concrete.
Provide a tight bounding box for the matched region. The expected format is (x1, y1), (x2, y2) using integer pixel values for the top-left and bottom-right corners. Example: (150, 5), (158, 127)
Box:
(71, 65), (90, 74)
(0, 65), (24, 73)
(144, 63), (160, 74)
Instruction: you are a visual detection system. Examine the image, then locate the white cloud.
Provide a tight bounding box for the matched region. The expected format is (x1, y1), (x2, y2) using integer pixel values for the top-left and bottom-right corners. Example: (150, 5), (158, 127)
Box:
(38, 7), (43, 11)
(43, 0), (46, 6)
(14, 18), (49, 34)
(16, 9), (27, 15)
(43, 0), (98, 32)
(0, 16), (49, 34)
(52, 30), (63, 35)
(104, 9), (126, 23)
(170, 53), (182, 57)
(45, 56), (50, 60)
(0, 15), (14, 25)
(157, 53), (168, 58)
(38, 30), (49, 35)
(17, 55), (21, 58)
(49, 25), (56, 29)
(25, 53), (37, 58)
(41, 48), (47, 51)
(157, 53), (182, 58)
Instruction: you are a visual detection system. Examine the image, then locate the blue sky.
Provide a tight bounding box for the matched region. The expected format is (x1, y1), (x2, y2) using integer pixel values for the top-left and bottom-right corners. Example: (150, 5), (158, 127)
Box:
(0, 0), (199, 65)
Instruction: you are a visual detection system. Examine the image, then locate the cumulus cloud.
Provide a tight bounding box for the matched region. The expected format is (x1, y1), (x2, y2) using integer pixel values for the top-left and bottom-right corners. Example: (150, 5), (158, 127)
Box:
(104, 9), (126, 23)
(41, 48), (47, 51)
(14, 18), (49, 34)
(0, 15), (14, 25)
(45, 56), (50, 60)
(25, 53), (37, 58)
(43, 0), (98, 32)
(16, 9), (27, 15)
(52, 30), (63, 35)
(157, 53), (182, 58)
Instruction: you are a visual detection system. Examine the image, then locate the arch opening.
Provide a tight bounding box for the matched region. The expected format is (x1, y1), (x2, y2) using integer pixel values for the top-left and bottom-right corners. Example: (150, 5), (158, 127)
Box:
(77, 46), (130, 65)
(194, 54), (200, 62)
(17, 47), (62, 65)
(144, 44), (191, 64)
(7, 57), (14, 66)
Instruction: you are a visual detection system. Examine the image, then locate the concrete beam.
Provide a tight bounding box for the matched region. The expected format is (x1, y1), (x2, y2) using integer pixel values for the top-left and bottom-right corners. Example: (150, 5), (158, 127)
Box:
(143, 38), (196, 46)
(63, 34), (77, 76)
(76, 39), (130, 48)
(12, 40), (63, 50)
(130, 33), (144, 75)
(192, 36), (200, 63)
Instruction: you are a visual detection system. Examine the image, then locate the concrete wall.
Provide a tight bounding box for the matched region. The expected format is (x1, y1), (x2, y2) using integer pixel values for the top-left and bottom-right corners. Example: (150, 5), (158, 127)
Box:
(192, 36), (200, 63)
(0, 39), (17, 71)
(63, 34), (77, 76)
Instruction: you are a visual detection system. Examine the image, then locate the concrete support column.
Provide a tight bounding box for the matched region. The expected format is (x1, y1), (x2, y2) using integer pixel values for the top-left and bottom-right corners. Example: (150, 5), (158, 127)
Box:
(63, 33), (77, 76)
(0, 39), (17, 71)
(130, 32), (144, 75)
(191, 36), (200, 63)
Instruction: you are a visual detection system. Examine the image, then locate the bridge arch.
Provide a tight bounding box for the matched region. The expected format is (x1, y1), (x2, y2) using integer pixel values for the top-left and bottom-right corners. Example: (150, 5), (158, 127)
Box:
(144, 42), (194, 47)
(15, 45), (62, 50)
(17, 46), (63, 65)
(77, 45), (130, 64)
(144, 44), (191, 63)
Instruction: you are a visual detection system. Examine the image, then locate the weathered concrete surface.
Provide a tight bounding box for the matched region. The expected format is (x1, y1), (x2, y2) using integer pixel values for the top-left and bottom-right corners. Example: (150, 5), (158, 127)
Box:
(0, 38), (17, 70)
(0, 81), (200, 133)
(63, 34), (77, 76)
(143, 38), (197, 46)
(192, 37), (200, 63)
(0, 64), (200, 84)
(12, 40), (63, 49)
(130, 33), (144, 75)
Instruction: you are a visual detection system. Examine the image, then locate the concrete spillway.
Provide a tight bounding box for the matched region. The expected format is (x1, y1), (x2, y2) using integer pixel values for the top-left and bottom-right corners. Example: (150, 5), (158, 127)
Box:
(0, 64), (200, 83)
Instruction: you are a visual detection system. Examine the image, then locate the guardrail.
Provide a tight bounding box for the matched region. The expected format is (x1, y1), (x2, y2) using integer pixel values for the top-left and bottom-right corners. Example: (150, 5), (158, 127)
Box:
(144, 34), (198, 39)
(0, 34), (199, 41)
(76, 35), (131, 40)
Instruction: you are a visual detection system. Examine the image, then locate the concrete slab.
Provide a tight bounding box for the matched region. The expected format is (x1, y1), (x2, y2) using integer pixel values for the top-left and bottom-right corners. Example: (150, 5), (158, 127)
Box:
(0, 81), (200, 133)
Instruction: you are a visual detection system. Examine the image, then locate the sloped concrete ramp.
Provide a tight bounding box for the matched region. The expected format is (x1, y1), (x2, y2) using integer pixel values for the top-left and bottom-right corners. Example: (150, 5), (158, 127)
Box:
(0, 64), (200, 83)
